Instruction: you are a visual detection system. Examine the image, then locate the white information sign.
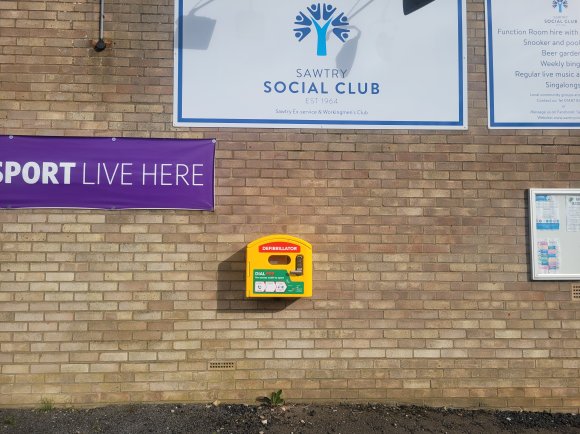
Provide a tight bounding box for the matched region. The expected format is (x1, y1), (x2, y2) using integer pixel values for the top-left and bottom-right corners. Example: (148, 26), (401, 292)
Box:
(486, 0), (580, 128)
(174, 0), (467, 129)
(529, 189), (580, 280)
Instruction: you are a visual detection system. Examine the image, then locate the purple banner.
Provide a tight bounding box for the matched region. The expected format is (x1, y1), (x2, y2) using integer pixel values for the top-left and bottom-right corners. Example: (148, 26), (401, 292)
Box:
(0, 136), (215, 210)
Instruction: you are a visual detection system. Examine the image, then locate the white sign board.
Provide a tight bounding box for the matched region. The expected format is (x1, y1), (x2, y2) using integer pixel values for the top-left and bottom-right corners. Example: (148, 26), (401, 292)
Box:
(486, 0), (580, 128)
(174, 0), (467, 129)
(529, 189), (580, 280)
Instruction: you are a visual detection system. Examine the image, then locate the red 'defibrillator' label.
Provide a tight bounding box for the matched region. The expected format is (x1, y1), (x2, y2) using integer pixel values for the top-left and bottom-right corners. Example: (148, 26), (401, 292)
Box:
(259, 242), (301, 253)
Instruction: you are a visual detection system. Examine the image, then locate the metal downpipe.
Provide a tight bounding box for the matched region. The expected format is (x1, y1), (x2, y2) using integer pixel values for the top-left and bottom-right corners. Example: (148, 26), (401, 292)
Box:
(94, 0), (106, 52)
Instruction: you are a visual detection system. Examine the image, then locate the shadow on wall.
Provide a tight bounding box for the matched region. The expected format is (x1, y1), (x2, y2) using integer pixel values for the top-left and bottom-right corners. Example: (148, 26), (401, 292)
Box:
(178, 0), (436, 51)
(180, 0), (218, 50)
(217, 247), (297, 313)
(335, 26), (360, 78)
(402, 0), (436, 15)
(335, 0), (375, 77)
(336, 0), (435, 76)
(524, 191), (533, 282)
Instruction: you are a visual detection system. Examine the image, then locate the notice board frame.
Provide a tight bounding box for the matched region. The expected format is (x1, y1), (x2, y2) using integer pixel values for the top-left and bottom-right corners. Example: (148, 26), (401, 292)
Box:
(529, 189), (580, 281)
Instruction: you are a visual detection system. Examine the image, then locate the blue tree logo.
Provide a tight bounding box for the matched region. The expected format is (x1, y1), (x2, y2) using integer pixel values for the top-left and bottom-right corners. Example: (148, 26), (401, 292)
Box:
(552, 0), (568, 13)
(294, 3), (350, 56)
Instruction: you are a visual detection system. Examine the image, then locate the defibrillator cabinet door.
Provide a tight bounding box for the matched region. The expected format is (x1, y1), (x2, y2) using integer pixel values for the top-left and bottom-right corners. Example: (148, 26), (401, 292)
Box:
(246, 235), (312, 298)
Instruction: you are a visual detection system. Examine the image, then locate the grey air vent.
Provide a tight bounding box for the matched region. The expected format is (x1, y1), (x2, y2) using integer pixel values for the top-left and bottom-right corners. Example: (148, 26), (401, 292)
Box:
(572, 284), (580, 301)
(208, 361), (236, 371)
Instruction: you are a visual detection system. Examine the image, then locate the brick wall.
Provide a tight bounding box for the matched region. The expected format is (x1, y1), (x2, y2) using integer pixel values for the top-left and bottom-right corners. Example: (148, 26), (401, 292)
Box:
(1, 0), (580, 411)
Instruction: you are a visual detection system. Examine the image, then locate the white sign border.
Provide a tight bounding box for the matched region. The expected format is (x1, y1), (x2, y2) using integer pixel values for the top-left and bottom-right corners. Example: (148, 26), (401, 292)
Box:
(174, 0), (467, 130)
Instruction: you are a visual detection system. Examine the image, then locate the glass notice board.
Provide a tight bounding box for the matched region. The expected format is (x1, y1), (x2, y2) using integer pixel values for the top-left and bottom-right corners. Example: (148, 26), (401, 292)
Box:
(529, 189), (580, 280)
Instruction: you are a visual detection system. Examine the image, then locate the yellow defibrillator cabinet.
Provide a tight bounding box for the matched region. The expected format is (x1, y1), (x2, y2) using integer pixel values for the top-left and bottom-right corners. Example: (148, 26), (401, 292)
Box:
(246, 235), (312, 298)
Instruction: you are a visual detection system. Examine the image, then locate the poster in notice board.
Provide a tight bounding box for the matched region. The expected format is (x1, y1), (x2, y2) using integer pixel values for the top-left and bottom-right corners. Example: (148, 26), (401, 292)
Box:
(529, 189), (580, 280)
